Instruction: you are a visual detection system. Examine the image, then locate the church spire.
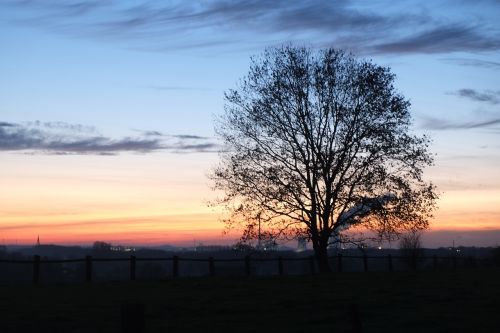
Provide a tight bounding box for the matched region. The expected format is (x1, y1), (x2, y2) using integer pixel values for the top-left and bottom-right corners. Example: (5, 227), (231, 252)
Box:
(36, 235), (40, 246)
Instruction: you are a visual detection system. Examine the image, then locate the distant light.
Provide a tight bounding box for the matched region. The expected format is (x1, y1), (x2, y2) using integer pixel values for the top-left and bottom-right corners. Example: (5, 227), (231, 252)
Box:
(378, 246), (382, 250)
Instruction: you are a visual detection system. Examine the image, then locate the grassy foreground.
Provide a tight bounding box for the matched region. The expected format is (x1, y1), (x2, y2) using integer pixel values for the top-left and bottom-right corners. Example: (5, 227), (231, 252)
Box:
(0, 271), (499, 332)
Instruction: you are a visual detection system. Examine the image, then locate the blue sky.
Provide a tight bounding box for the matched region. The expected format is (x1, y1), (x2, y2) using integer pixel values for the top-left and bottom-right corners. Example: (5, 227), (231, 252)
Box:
(2, 0), (499, 142)
(0, 0), (499, 246)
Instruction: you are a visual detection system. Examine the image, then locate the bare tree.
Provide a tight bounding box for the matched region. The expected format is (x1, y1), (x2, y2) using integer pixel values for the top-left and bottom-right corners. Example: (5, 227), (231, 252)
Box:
(212, 46), (437, 272)
(399, 230), (424, 269)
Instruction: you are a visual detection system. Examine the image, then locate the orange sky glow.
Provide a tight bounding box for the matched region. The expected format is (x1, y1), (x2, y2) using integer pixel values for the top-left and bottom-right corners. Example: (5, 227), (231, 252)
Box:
(1, 152), (499, 248)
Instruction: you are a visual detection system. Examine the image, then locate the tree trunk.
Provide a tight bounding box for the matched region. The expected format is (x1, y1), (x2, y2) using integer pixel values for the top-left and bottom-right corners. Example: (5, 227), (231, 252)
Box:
(313, 241), (331, 273)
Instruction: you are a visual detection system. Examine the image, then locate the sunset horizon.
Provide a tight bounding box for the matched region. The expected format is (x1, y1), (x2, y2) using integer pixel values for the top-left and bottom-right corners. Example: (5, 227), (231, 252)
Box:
(1, 1), (499, 250)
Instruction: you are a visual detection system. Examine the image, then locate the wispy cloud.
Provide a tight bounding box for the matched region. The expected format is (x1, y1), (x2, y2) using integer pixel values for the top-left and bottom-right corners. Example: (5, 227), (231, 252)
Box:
(0, 121), (218, 154)
(450, 89), (500, 105)
(133, 130), (209, 140)
(26, 120), (98, 133)
(441, 57), (500, 70)
(172, 134), (208, 140)
(372, 24), (500, 54)
(0, 121), (16, 127)
(139, 130), (164, 137)
(420, 116), (500, 130)
(2, 0), (499, 55)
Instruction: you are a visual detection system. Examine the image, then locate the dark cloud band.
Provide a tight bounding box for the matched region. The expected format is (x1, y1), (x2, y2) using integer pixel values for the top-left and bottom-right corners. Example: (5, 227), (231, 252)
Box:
(2, 0), (499, 55)
(0, 121), (218, 154)
(451, 89), (500, 105)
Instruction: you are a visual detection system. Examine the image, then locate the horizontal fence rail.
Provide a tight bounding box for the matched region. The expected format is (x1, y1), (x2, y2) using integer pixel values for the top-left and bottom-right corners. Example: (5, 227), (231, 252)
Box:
(0, 254), (490, 285)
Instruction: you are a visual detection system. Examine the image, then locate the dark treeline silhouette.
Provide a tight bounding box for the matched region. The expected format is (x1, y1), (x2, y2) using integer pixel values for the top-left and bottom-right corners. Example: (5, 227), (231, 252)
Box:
(1, 244), (499, 285)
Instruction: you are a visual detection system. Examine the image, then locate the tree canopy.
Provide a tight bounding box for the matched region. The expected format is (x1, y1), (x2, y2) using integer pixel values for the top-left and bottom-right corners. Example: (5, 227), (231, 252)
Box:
(212, 46), (437, 272)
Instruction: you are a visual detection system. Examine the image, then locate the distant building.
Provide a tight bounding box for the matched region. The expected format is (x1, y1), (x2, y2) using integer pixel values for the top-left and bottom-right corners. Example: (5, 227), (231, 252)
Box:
(110, 245), (136, 252)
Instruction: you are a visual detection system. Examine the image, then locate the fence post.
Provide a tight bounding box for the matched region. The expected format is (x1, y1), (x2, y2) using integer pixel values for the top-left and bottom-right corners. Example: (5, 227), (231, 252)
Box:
(433, 254), (437, 271)
(337, 254), (343, 273)
(363, 254), (368, 272)
(388, 254), (393, 272)
(208, 257), (215, 276)
(172, 256), (179, 278)
(85, 255), (92, 283)
(245, 255), (251, 276)
(278, 256), (284, 276)
(309, 256), (315, 274)
(130, 255), (136, 281)
(33, 255), (40, 286)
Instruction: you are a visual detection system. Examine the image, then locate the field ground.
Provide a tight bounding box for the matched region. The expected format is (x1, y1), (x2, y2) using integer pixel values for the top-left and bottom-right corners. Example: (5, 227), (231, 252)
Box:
(0, 271), (499, 332)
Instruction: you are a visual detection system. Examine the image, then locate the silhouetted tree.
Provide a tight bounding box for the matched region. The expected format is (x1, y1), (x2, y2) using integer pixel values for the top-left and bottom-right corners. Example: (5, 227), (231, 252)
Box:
(399, 230), (424, 269)
(92, 241), (112, 252)
(212, 46), (437, 272)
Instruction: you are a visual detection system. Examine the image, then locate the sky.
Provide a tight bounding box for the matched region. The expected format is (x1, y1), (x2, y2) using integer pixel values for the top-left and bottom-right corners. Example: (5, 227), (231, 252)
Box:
(0, 0), (499, 248)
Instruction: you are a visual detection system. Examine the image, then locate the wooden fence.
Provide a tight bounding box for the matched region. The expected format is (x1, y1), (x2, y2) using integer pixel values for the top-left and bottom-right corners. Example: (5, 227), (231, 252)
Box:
(0, 253), (476, 285)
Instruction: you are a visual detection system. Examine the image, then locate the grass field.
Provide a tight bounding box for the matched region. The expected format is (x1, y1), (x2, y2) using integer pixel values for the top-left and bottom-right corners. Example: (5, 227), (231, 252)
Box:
(0, 271), (499, 332)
